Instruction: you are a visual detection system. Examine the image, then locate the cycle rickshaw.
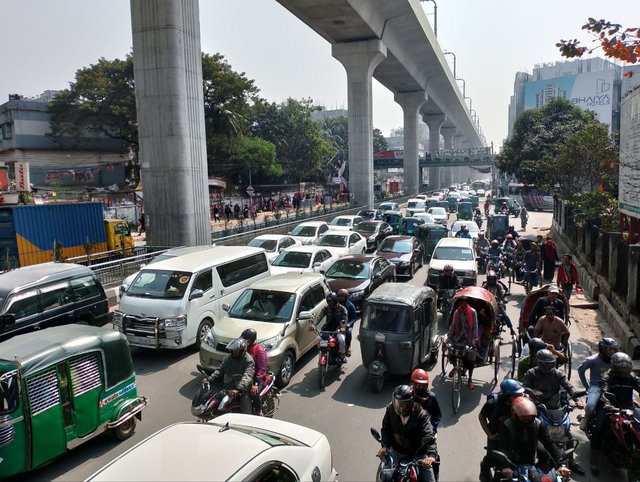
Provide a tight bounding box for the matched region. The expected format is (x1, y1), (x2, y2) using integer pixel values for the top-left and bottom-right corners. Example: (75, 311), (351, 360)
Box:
(517, 284), (572, 379)
(440, 287), (517, 413)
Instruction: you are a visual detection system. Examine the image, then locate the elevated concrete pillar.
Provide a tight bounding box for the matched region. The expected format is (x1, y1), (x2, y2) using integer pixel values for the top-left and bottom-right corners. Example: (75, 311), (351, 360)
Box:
(423, 114), (445, 191)
(131, 0), (210, 246)
(395, 91), (427, 196)
(333, 40), (387, 208)
(452, 134), (464, 184)
(440, 126), (457, 189)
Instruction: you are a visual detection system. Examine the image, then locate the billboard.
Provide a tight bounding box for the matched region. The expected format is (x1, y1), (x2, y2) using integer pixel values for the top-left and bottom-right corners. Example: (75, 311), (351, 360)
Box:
(523, 70), (615, 128)
(619, 88), (640, 218)
(16, 162), (31, 191)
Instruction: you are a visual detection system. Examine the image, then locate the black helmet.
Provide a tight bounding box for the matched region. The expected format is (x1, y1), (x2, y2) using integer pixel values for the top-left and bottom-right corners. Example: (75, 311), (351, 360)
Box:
(535, 349), (556, 372)
(491, 239), (499, 246)
(326, 292), (338, 304)
(392, 385), (414, 417)
(598, 337), (619, 361)
(241, 328), (258, 344)
(486, 270), (497, 283)
(610, 352), (632, 377)
(528, 338), (546, 356)
(227, 338), (247, 356)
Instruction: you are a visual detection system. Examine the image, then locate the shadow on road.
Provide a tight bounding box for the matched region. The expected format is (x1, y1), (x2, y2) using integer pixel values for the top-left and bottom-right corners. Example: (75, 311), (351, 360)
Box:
(131, 346), (195, 375)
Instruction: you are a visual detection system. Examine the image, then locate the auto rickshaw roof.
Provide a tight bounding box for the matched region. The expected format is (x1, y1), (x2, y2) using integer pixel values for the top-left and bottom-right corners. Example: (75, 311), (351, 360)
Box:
(0, 325), (127, 376)
(418, 223), (447, 232)
(383, 210), (402, 215)
(366, 282), (436, 308)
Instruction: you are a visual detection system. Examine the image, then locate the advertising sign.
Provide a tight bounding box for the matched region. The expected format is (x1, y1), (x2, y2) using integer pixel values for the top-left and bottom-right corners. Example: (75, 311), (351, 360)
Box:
(523, 70), (615, 129)
(16, 162), (31, 191)
(619, 88), (640, 217)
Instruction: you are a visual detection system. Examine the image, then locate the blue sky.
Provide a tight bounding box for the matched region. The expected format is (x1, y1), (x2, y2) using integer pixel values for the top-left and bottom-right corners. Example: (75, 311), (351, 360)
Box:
(1, 0), (635, 148)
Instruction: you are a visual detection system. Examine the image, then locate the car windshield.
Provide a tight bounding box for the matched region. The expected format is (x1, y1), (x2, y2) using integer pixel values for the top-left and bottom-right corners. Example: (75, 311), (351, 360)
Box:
(127, 270), (192, 299)
(325, 259), (370, 280)
(378, 239), (413, 254)
(317, 234), (347, 247)
(432, 247), (474, 261)
(429, 208), (446, 215)
(379, 204), (394, 210)
(356, 223), (377, 233)
(229, 289), (296, 322)
(332, 218), (352, 226)
(291, 225), (317, 237)
(358, 210), (375, 217)
(362, 304), (411, 333)
(0, 370), (19, 416)
(407, 202), (424, 209)
(452, 223), (478, 233)
(248, 238), (277, 252)
(271, 251), (311, 268)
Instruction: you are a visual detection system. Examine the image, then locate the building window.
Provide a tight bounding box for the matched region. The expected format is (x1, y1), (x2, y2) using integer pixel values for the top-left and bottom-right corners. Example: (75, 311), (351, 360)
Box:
(1, 123), (12, 140)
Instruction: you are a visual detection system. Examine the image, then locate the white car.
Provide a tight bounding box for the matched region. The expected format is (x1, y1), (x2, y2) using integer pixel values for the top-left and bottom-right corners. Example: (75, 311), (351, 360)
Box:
(450, 220), (481, 241)
(328, 215), (363, 231)
(426, 237), (478, 288)
(269, 245), (339, 275)
(86, 414), (338, 482)
(289, 221), (330, 245)
(427, 207), (448, 225)
(248, 235), (298, 261)
(406, 198), (426, 217)
(413, 212), (435, 224)
(315, 230), (366, 256)
(477, 188), (486, 196)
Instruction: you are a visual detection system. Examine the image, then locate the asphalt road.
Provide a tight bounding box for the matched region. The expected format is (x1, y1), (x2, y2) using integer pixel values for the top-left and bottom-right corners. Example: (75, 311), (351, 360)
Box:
(23, 210), (625, 482)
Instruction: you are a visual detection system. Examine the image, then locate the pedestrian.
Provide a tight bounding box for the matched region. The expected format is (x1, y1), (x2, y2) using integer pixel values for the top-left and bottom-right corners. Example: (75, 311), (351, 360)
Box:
(250, 204), (257, 221)
(224, 204), (232, 222)
(213, 205), (220, 222)
(557, 254), (579, 302)
(137, 213), (145, 235)
(542, 236), (559, 282)
(234, 203), (240, 219)
(243, 205), (249, 219)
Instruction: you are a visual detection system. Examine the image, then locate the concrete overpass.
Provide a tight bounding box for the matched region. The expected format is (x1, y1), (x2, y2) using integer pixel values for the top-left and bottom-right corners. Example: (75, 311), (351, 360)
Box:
(373, 147), (494, 170)
(276, 0), (486, 206)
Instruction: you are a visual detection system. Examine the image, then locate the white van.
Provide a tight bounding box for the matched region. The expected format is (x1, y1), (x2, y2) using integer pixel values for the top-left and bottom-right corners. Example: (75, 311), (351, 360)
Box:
(113, 247), (270, 350)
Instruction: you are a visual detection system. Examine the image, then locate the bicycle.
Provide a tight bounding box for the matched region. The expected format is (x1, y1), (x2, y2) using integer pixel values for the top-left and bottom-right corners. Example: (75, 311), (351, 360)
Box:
(441, 341), (475, 414)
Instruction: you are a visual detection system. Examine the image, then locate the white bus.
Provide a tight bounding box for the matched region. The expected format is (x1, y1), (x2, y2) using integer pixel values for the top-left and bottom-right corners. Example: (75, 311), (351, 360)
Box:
(508, 183), (553, 211)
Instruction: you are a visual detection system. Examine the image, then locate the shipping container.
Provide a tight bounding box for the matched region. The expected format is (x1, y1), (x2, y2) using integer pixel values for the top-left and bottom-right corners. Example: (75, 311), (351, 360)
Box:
(0, 203), (108, 267)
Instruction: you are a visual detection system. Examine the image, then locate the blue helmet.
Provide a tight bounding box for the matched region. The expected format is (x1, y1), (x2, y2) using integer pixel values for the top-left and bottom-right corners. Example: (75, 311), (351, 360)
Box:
(500, 378), (525, 397)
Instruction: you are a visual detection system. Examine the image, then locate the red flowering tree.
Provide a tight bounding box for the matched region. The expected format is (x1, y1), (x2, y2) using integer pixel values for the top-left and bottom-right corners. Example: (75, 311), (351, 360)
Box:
(557, 18), (639, 64)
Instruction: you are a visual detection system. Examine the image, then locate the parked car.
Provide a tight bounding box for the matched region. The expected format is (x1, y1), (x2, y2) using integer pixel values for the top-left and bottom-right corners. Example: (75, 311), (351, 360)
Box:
(289, 221), (330, 245)
(426, 237), (478, 288)
(86, 414), (337, 482)
(375, 235), (424, 278)
(269, 246), (339, 275)
(328, 215), (363, 231)
(427, 207), (448, 225)
(357, 209), (383, 221)
(0, 262), (110, 341)
(413, 212), (435, 225)
(355, 220), (394, 251)
(450, 220), (481, 241)
(199, 273), (330, 387)
(406, 198), (427, 217)
(378, 201), (400, 212)
(314, 230), (366, 257)
(324, 255), (395, 310)
(248, 235), (299, 261)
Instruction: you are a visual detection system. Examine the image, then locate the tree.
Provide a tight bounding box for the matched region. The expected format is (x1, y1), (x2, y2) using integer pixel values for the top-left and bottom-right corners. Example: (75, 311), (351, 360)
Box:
(251, 98), (336, 183)
(373, 128), (388, 152)
(497, 98), (615, 197)
(228, 135), (281, 184)
(557, 18), (640, 64)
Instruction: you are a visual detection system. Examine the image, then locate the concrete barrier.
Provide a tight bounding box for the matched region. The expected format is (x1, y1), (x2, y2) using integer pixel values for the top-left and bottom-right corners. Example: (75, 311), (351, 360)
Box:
(600, 294), (636, 354)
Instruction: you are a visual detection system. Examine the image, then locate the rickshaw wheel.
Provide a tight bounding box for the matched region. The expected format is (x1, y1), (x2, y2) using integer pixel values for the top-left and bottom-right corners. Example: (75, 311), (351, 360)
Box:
(440, 345), (447, 377)
(113, 418), (136, 441)
(564, 341), (572, 380)
(452, 368), (462, 414)
(492, 340), (501, 383)
(371, 375), (385, 393)
(318, 364), (327, 390)
(510, 338), (517, 378)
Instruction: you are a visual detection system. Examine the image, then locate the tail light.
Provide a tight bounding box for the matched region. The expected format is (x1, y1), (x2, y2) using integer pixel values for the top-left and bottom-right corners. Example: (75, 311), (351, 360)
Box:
(329, 339), (336, 348)
(314, 339), (319, 347)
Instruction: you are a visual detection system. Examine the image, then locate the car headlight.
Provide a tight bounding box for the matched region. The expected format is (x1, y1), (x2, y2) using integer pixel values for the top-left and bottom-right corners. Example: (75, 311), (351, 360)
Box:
(260, 334), (282, 351)
(400, 261), (411, 267)
(350, 290), (365, 300)
(367, 238), (376, 245)
(203, 329), (216, 348)
(160, 315), (187, 330)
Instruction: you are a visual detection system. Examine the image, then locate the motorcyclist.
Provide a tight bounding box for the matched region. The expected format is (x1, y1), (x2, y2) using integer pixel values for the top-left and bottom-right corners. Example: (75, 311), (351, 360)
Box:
(517, 338), (550, 382)
(241, 328), (267, 416)
(497, 396), (571, 480)
(447, 296), (479, 390)
(320, 292), (349, 360)
(527, 285), (565, 329)
(502, 233), (517, 251)
(507, 225), (520, 240)
(484, 199), (491, 217)
(500, 202), (509, 214)
(522, 242), (541, 289)
(456, 225), (472, 239)
(520, 207), (529, 231)
(481, 270), (515, 335)
(487, 240), (504, 275)
(337, 288), (356, 357)
(378, 385), (438, 482)
(478, 379), (526, 482)
(411, 369), (442, 434)
(210, 338), (255, 414)
(523, 349), (582, 410)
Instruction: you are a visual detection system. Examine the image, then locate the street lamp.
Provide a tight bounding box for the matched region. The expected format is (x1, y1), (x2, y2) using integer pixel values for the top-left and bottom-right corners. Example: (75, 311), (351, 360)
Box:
(419, 0), (438, 37)
(443, 50), (456, 78)
(456, 77), (465, 98)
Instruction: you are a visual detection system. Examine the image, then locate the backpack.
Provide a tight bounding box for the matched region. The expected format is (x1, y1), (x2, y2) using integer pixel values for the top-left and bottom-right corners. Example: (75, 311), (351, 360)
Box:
(486, 392), (501, 421)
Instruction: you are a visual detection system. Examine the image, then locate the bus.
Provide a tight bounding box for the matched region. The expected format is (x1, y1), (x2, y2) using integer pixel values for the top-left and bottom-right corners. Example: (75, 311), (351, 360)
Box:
(508, 183), (553, 212)
(471, 180), (487, 192)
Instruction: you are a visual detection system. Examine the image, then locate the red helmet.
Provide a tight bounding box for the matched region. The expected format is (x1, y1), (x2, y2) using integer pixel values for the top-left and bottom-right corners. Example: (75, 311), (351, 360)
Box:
(506, 234), (513, 239)
(411, 369), (430, 401)
(511, 396), (537, 423)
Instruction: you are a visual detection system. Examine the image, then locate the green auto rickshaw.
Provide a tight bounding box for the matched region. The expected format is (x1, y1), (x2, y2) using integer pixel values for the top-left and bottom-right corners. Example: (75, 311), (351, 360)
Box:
(426, 198), (439, 210)
(457, 201), (473, 221)
(487, 214), (509, 243)
(446, 196), (459, 213)
(383, 210), (404, 234)
(0, 325), (148, 478)
(470, 195), (480, 209)
(436, 201), (450, 213)
(417, 223), (449, 262)
(494, 196), (512, 214)
(401, 217), (425, 236)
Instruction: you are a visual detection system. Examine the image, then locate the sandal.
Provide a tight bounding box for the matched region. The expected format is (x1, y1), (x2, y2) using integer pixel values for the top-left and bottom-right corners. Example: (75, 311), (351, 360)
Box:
(467, 381), (475, 390)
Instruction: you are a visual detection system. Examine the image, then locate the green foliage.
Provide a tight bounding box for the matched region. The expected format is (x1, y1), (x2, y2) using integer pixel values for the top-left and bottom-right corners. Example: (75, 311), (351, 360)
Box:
(228, 135), (280, 183)
(373, 128), (388, 152)
(571, 191), (619, 230)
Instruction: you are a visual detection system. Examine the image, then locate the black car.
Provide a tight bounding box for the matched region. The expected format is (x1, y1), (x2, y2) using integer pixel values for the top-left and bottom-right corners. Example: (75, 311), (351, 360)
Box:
(374, 236), (424, 278)
(355, 221), (394, 252)
(357, 209), (384, 221)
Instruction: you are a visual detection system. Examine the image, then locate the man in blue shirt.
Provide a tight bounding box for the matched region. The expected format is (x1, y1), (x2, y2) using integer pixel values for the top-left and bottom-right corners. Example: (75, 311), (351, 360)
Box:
(338, 289), (356, 357)
(578, 337), (618, 431)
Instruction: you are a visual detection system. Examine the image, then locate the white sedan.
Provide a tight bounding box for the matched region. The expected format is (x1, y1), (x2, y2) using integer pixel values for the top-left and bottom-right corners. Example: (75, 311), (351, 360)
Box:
(87, 413), (338, 482)
(427, 207), (448, 225)
(248, 235), (299, 261)
(315, 230), (367, 257)
(328, 215), (363, 231)
(413, 212), (435, 224)
(269, 245), (339, 275)
(450, 220), (481, 241)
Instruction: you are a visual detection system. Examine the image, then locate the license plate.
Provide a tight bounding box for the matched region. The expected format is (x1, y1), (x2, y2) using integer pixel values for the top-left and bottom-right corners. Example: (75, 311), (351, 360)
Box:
(548, 425), (565, 441)
(319, 340), (329, 348)
(127, 335), (156, 347)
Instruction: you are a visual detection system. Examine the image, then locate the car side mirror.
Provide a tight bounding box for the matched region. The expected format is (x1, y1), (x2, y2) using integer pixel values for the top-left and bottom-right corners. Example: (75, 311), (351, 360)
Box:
(287, 231), (292, 235)
(189, 289), (204, 300)
(313, 262), (321, 268)
(0, 314), (16, 330)
(222, 303), (230, 312)
(298, 311), (313, 320)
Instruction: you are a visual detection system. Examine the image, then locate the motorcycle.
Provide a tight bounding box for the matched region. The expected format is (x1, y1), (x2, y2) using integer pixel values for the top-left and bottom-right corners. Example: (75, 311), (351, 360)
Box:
(487, 255), (506, 279)
(439, 288), (457, 319)
(191, 366), (279, 421)
(489, 449), (572, 482)
(309, 324), (346, 390)
(478, 246), (489, 274)
(475, 214), (484, 229)
(371, 428), (440, 482)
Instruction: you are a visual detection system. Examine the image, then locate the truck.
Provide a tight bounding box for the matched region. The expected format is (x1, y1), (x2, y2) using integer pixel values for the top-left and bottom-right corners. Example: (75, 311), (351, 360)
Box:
(0, 202), (134, 268)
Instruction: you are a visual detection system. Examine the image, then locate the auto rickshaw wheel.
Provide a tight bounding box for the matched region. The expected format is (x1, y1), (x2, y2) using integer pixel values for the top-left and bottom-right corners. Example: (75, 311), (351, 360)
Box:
(113, 417), (136, 441)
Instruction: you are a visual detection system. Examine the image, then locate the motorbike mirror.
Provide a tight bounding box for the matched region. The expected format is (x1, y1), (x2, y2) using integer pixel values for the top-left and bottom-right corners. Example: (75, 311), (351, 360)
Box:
(370, 428), (382, 443)
(489, 450), (516, 469)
